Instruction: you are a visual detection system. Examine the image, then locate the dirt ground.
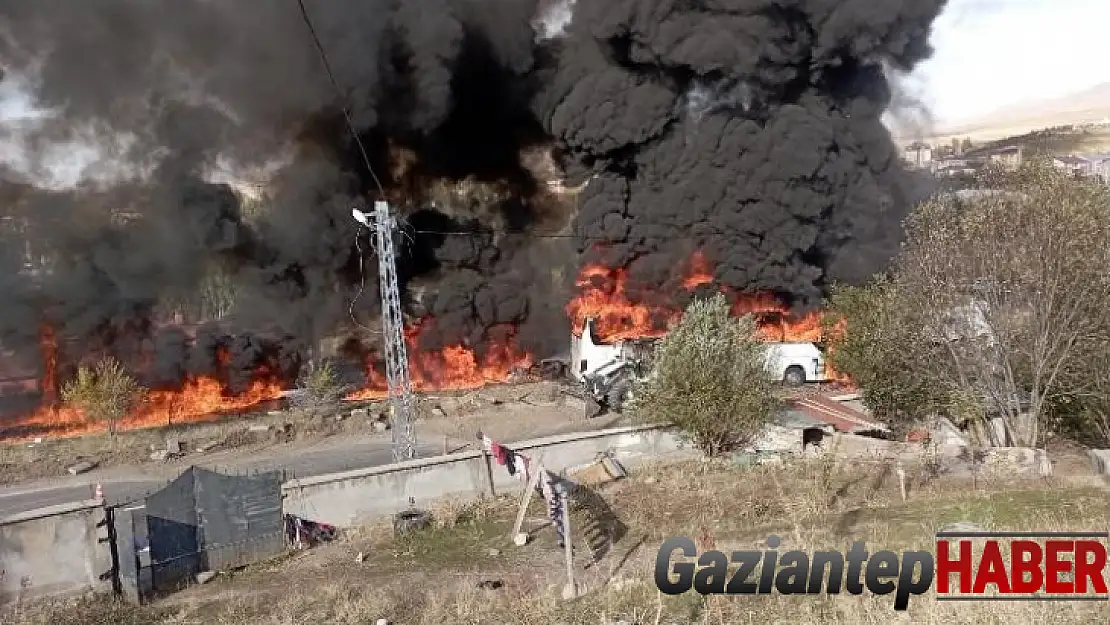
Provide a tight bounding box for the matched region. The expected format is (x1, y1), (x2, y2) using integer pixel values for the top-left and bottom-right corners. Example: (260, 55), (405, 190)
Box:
(7, 444), (1109, 625)
(0, 380), (622, 486)
(0, 378), (847, 487)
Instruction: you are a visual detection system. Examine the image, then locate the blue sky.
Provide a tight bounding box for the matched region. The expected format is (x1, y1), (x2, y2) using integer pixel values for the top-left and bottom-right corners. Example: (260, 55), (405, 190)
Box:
(914, 0), (1110, 125)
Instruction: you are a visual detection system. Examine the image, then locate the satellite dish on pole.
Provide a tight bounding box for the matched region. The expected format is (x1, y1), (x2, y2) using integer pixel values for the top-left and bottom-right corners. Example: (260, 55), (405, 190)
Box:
(351, 208), (370, 226)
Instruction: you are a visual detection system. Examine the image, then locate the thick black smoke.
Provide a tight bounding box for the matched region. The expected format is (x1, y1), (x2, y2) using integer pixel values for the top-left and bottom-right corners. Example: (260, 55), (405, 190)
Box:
(0, 0), (945, 405)
(0, 0), (559, 396)
(536, 0), (945, 309)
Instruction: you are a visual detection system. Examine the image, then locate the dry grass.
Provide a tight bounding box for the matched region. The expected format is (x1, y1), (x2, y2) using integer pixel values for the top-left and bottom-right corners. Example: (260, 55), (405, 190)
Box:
(7, 452), (1110, 624)
(427, 494), (500, 529)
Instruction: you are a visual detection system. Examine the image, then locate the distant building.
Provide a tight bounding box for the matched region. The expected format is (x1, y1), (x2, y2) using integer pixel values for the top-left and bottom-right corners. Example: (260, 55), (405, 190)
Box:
(987, 146), (1023, 170)
(903, 142), (933, 169)
(1087, 154), (1110, 182)
(1052, 155), (1094, 176)
(934, 158), (975, 178)
(1052, 153), (1110, 183)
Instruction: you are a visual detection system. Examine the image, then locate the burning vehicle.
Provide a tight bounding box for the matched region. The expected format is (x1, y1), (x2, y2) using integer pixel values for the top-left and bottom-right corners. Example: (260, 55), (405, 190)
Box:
(0, 0), (939, 440)
(571, 317), (832, 417)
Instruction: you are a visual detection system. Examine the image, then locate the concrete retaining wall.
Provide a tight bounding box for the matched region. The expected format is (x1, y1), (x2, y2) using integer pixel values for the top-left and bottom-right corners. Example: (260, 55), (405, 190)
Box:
(281, 424), (693, 527)
(0, 424), (689, 604)
(0, 499), (113, 606)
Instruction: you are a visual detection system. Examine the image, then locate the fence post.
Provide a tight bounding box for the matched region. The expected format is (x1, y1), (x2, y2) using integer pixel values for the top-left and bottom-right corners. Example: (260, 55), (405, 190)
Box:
(481, 450), (497, 497)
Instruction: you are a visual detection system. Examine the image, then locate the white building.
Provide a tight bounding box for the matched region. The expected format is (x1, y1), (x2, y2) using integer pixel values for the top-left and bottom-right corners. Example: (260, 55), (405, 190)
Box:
(902, 142), (933, 169)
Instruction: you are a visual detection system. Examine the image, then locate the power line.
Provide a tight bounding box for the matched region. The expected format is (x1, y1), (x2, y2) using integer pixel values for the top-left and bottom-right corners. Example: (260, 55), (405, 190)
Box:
(295, 0), (385, 198)
(294, 0), (386, 342)
(295, 0), (418, 461)
(404, 228), (742, 239)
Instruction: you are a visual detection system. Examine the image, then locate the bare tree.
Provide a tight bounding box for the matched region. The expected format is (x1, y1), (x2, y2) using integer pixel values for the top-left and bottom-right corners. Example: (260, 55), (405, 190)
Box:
(290, 359), (352, 416)
(893, 163), (1110, 447)
(198, 266), (238, 320)
(1052, 324), (1110, 446)
(61, 357), (147, 439)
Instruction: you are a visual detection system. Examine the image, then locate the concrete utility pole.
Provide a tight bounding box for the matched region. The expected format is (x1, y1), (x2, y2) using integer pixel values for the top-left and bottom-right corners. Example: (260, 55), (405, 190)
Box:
(355, 200), (417, 461)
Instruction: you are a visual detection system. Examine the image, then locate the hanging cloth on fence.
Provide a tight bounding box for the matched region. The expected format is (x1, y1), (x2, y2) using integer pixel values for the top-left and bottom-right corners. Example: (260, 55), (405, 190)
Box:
(539, 470), (566, 547)
(479, 433), (530, 481)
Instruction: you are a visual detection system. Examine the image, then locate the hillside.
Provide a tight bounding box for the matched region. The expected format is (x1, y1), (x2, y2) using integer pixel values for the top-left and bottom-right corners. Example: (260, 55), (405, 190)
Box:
(964, 124), (1110, 159)
(901, 83), (1110, 146)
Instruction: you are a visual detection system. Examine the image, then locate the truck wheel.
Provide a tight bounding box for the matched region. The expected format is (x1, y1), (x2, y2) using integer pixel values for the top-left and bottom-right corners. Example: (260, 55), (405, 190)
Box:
(783, 366), (806, 387)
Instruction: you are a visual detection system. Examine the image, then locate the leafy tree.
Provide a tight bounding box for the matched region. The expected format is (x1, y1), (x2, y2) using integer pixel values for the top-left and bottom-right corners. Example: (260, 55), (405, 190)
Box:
(630, 293), (781, 456)
(823, 278), (949, 431)
(60, 357), (147, 438)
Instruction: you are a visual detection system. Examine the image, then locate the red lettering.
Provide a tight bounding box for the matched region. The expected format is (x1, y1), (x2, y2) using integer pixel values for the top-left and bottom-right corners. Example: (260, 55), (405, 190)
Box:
(1044, 541), (1074, 594)
(1073, 540), (1108, 594)
(973, 541), (1012, 594)
(1009, 541), (1044, 594)
(936, 540), (973, 594)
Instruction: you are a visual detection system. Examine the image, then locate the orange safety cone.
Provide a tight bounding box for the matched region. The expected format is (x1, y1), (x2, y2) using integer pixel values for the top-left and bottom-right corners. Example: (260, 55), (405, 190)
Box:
(93, 482), (104, 500)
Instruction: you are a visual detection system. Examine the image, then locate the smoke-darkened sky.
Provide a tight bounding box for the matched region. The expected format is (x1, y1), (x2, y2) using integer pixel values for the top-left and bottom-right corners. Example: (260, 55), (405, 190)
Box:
(0, 0), (946, 385)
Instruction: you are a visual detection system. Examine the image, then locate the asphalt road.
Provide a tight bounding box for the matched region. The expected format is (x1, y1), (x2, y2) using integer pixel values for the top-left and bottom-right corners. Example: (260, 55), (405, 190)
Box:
(0, 436), (441, 517)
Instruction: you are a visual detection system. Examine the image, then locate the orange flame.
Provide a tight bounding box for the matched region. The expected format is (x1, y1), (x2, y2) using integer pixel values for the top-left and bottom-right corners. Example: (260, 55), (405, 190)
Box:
(4, 316), (536, 442)
(346, 320), (534, 400)
(566, 251), (854, 385)
(1, 328), (286, 441)
(3, 250), (857, 444)
(9, 373), (285, 440)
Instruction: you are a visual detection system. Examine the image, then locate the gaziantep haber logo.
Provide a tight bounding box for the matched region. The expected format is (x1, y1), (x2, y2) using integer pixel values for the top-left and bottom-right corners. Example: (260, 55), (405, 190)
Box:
(655, 531), (1109, 610)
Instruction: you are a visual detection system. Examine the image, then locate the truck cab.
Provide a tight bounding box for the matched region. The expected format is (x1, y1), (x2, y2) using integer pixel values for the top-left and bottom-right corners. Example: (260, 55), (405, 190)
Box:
(570, 319), (655, 382)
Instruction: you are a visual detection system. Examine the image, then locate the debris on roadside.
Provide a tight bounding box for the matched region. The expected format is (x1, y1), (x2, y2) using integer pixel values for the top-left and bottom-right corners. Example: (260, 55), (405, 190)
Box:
(393, 508), (432, 537)
(565, 454), (628, 487)
(194, 440), (219, 454)
(66, 460), (98, 475)
(284, 514), (338, 550)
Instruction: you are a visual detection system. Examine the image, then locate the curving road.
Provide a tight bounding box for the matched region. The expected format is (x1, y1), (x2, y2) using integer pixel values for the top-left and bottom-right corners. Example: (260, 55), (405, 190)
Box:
(0, 435), (441, 518)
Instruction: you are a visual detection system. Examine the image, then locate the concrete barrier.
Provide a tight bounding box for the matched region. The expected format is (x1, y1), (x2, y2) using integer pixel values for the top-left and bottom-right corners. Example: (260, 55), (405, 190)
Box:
(281, 424), (693, 527)
(0, 499), (112, 606)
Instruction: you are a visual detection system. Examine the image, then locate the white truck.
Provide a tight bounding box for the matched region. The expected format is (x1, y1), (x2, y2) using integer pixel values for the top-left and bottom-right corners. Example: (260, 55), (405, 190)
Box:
(571, 318), (829, 415)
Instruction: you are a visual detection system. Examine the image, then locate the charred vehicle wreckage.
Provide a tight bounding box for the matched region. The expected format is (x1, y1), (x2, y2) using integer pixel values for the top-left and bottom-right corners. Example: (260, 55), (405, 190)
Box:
(549, 318), (833, 418)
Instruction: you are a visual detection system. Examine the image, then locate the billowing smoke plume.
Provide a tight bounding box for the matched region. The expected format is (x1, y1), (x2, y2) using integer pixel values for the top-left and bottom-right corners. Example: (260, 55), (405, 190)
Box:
(0, 0), (945, 400)
(537, 0), (945, 308)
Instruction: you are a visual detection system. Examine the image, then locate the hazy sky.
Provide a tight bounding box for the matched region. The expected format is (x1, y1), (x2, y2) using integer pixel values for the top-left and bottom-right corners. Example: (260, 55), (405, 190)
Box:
(914, 0), (1110, 125)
